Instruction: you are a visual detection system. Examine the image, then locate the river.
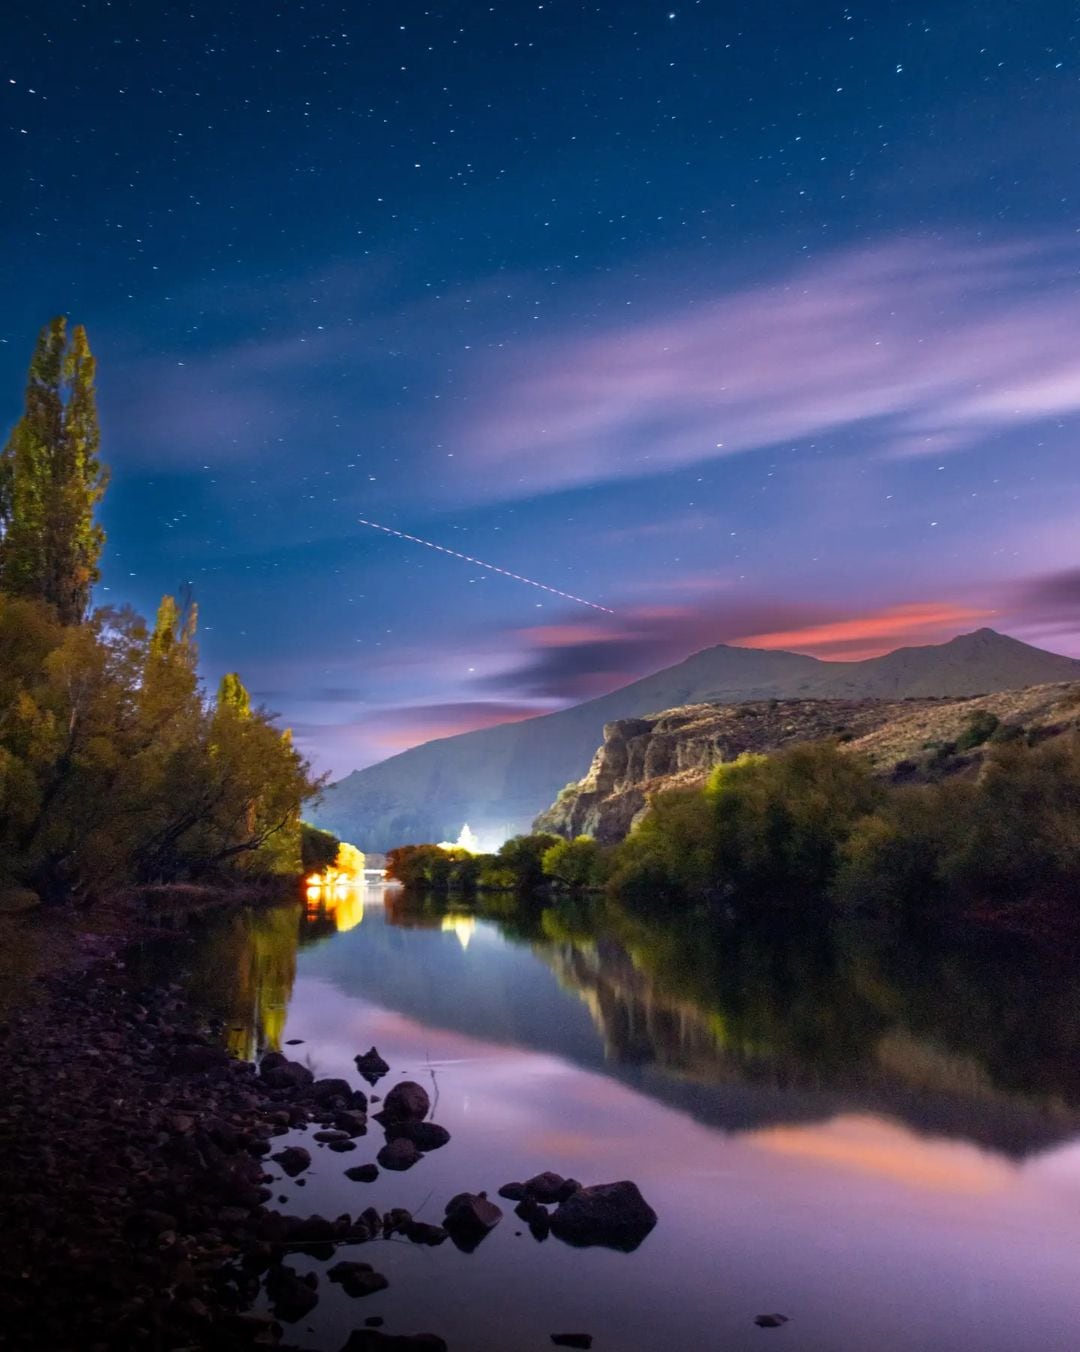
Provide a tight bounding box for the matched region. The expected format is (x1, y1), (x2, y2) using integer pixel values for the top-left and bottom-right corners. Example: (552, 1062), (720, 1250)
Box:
(146, 885), (1080, 1351)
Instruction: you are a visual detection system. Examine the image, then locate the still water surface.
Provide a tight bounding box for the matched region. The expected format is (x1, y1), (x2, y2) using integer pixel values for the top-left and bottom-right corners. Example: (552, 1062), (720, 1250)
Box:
(165, 887), (1080, 1351)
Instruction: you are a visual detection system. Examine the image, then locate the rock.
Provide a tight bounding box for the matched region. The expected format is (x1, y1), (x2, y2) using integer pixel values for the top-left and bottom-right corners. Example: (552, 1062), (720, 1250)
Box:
(377, 1138), (420, 1171)
(288, 1214), (335, 1243)
(382, 1208), (413, 1236)
(328, 1261), (389, 1298)
(549, 1180), (657, 1251)
(404, 1221), (448, 1246)
(335, 1109), (368, 1136)
(524, 1171), (568, 1203)
(345, 1163), (380, 1183)
(266, 1264), (319, 1322)
(755, 1314), (790, 1328)
(498, 1181), (527, 1201)
(385, 1120), (450, 1151)
(340, 1333), (447, 1352)
(380, 1081), (430, 1122)
(551, 1337), (593, 1349)
(354, 1047), (390, 1075)
(443, 1192), (502, 1250)
(314, 1129), (350, 1143)
(261, 1057), (314, 1091)
(285, 1038), (305, 1045)
(170, 1043), (230, 1073)
(271, 1146), (311, 1177)
(514, 1197), (549, 1225)
(310, 1077), (354, 1105)
(329, 1138), (358, 1152)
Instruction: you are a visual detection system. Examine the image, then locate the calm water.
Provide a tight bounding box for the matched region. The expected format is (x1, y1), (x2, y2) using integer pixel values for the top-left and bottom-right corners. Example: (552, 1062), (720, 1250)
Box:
(160, 887), (1080, 1351)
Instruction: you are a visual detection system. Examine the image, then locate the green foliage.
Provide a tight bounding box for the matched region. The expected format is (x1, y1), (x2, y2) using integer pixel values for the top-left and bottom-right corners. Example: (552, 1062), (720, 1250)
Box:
(707, 744), (884, 895)
(605, 787), (716, 907)
(955, 708), (1000, 751)
(0, 593), (318, 898)
(0, 325), (316, 899)
(301, 822), (340, 873)
(0, 319), (108, 624)
(496, 832), (561, 888)
(542, 835), (605, 889)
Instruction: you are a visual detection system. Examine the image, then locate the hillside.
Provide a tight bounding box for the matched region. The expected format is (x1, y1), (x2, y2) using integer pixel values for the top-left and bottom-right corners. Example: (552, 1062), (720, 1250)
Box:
(535, 682), (1080, 842)
(312, 629), (1080, 850)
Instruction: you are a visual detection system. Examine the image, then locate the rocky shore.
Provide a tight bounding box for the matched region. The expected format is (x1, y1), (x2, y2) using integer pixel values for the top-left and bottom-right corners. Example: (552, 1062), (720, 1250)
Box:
(0, 926), (656, 1352)
(0, 940), (451, 1351)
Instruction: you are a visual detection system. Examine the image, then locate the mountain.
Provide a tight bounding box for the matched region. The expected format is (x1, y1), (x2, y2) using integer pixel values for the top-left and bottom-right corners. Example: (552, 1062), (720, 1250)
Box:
(311, 629), (1080, 850)
(535, 682), (1080, 843)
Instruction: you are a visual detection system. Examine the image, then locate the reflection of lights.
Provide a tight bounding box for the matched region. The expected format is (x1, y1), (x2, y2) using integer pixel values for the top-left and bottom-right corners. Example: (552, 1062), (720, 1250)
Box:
(441, 914), (476, 950)
(303, 844), (367, 932)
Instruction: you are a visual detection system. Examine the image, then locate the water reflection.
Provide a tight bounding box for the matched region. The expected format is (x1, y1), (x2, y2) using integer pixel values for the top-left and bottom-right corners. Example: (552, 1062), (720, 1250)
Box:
(143, 885), (1080, 1352)
(175, 886), (1080, 1159)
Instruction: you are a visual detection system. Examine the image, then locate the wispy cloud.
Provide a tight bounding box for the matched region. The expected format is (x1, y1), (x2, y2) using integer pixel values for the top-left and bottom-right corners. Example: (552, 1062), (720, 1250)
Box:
(461, 236), (1080, 496)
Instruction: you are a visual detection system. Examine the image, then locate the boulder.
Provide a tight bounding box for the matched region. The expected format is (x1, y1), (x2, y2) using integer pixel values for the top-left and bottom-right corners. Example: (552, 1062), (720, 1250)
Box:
(755, 1314), (790, 1329)
(271, 1146), (311, 1177)
(345, 1163), (379, 1184)
(497, 1181), (527, 1201)
(377, 1138), (421, 1171)
(524, 1171), (568, 1204)
(404, 1221), (448, 1246)
(261, 1057), (314, 1091)
(354, 1047), (390, 1075)
(385, 1121), (450, 1151)
(310, 1077), (354, 1105)
(380, 1081), (430, 1122)
(549, 1180), (657, 1251)
(551, 1337), (593, 1349)
(443, 1191), (502, 1249)
(340, 1332), (447, 1352)
(328, 1261), (389, 1298)
(335, 1109), (368, 1136)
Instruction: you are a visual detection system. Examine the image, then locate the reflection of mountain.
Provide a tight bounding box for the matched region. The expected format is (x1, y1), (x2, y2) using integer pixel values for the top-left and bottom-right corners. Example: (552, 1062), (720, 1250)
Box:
(303, 894), (1080, 1158)
(536, 926), (1080, 1158)
(169, 892), (1080, 1161)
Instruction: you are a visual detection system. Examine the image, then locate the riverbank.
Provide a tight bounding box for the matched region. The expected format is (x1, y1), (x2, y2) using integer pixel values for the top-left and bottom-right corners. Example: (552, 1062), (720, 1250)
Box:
(0, 911), (449, 1352)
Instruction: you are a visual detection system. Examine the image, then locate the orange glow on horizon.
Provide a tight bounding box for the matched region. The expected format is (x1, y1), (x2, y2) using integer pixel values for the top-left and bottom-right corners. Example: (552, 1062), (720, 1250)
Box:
(730, 603), (996, 660)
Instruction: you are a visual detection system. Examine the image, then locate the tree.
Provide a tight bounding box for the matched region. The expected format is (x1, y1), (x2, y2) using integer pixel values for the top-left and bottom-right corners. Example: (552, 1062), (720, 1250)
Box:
(0, 318), (108, 623)
(542, 835), (605, 889)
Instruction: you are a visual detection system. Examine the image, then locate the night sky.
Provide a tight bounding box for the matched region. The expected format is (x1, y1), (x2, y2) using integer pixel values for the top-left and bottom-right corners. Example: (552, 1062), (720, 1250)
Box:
(5, 1), (1080, 776)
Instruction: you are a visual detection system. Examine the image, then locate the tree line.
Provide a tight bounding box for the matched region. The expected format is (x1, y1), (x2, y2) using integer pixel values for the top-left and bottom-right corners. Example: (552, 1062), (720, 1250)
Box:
(386, 707), (1080, 934)
(0, 319), (320, 903)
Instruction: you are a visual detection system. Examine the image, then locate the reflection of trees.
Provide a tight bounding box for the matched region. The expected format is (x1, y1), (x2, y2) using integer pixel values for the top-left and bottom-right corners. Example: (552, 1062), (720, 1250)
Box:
(185, 903), (300, 1060)
(463, 891), (1080, 1155)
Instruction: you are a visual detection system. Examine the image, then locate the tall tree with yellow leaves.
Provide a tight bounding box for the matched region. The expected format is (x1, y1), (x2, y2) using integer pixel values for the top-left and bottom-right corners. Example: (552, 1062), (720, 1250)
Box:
(0, 318), (108, 624)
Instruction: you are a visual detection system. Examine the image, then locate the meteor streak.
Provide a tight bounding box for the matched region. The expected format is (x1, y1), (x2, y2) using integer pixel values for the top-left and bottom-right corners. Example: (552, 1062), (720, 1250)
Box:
(358, 518), (615, 614)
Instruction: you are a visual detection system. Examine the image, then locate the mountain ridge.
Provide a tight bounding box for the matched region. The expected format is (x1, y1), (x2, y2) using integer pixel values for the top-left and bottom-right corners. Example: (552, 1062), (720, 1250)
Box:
(311, 628), (1080, 849)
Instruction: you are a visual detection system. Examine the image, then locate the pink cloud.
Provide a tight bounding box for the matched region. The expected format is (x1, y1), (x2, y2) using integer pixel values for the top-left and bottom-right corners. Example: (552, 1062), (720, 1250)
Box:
(731, 602), (998, 659)
(459, 236), (1080, 495)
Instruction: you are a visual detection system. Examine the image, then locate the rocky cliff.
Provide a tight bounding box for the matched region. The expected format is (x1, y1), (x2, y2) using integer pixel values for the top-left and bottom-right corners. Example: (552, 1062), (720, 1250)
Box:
(314, 628), (1080, 850)
(535, 682), (1080, 842)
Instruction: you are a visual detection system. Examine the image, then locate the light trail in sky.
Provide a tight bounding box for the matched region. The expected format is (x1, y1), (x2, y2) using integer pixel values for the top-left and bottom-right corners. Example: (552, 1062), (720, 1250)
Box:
(357, 517), (615, 614)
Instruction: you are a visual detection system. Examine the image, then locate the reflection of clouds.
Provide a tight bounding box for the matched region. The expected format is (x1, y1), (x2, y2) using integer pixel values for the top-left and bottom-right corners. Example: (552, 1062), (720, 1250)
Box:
(749, 1114), (1014, 1195)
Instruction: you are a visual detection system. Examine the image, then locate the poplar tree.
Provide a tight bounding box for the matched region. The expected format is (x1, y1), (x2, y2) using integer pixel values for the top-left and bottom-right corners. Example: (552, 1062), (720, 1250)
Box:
(0, 318), (109, 624)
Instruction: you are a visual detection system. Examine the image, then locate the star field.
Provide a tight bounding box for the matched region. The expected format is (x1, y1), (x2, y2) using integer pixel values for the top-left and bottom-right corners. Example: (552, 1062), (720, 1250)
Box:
(4, 1), (1080, 774)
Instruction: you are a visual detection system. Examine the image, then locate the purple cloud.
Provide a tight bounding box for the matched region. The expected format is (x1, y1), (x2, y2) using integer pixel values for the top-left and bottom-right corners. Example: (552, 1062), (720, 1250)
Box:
(459, 237), (1080, 495)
